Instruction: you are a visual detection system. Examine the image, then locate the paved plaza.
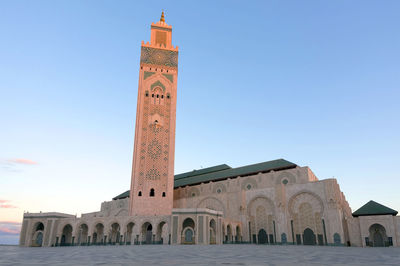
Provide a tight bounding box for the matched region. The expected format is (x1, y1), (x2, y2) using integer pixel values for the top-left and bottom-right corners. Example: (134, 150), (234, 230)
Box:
(1, 245), (400, 266)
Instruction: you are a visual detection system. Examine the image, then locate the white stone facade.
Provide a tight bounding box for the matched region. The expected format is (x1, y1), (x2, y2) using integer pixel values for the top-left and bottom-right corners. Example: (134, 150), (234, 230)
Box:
(19, 164), (400, 247)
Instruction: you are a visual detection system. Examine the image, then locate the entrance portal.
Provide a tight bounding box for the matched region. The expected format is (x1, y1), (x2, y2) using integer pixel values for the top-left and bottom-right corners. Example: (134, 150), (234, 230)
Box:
(185, 229), (194, 243)
(258, 229), (267, 244)
(369, 224), (387, 247)
(303, 228), (316, 245)
(35, 232), (43, 246)
(146, 224), (152, 244)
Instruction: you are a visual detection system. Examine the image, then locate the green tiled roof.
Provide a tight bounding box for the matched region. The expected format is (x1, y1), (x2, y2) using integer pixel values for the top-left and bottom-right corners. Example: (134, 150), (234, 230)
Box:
(113, 159), (297, 200)
(174, 159), (296, 188)
(174, 164), (231, 180)
(112, 190), (130, 200)
(352, 200), (398, 217)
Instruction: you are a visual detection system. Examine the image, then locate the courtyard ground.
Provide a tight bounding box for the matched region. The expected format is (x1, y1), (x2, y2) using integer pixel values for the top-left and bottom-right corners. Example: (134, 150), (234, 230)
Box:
(0, 244), (399, 265)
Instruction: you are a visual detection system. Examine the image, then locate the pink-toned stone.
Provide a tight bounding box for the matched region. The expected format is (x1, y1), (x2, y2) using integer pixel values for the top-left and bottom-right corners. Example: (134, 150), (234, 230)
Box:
(129, 16), (178, 216)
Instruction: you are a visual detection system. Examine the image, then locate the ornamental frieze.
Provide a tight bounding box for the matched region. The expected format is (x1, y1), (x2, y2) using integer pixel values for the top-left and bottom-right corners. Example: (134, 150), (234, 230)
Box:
(140, 46), (178, 68)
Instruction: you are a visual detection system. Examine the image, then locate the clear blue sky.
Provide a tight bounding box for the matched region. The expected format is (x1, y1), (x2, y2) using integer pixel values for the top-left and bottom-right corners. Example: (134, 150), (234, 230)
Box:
(0, 0), (399, 244)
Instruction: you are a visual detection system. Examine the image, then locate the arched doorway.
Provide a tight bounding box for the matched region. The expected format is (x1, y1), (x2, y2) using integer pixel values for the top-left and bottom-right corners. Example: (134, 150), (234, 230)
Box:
(281, 233), (287, 244)
(92, 223), (104, 245)
(303, 228), (316, 245)
(60, 224), (73, 246)
(209, 219), (216, 244)
(369, 224), (387, 247)
(227, 224), (232, 243)
(222, 223), (225, 243)
(35, 232), (43, 246)
(126, 222), (135, 245)
(182, 218), (195, 244)
(77, 224), (88, 245)
(110, 223), (121, 244)
(156, 221), (167, 244)
(235, 225), (241, 243)
(185, 228), (194, 243)
(258, 229), (267, 244)
(333, 233), (341, 245)
(31, 222), (44, 247)
(142, 222), (153, 244)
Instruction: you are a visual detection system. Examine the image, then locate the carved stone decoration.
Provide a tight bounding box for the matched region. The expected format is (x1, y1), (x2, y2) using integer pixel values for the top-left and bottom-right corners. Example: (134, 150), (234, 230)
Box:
(141, 47), (178, 68)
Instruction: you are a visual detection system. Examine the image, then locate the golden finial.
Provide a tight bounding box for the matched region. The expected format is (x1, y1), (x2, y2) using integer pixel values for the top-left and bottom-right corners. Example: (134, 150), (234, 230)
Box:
(160, 10), (165, 22)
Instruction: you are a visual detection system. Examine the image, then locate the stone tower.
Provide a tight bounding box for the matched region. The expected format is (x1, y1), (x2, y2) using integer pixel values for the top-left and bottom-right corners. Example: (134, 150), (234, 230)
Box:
(129, 12), (178, 216)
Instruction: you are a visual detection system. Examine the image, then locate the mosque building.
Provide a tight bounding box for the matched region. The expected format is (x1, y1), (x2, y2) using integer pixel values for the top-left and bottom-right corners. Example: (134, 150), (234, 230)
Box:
(19, 13), (400, 248)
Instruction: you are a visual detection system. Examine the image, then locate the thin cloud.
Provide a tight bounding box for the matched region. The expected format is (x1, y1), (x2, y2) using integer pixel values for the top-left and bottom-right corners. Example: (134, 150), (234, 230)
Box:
(0, 221), (21, 235)
(1, 204), (17, 208)
(9, 158), (38, 165)
(0, 199), (18, 209)
(0, 221), (21, 225)
(0, 158), (38, 173)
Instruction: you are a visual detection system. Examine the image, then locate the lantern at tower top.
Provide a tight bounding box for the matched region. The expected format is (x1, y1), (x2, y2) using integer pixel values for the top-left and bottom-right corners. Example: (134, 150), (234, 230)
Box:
(142, 11), (178, 50)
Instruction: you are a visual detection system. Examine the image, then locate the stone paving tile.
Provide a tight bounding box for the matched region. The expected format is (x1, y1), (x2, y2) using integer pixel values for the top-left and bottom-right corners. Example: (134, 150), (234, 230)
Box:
(0, 245), (399, 266)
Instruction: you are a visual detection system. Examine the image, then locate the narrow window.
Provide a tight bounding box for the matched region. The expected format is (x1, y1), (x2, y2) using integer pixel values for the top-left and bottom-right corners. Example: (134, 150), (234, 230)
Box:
(138, 191), (142, 197)
(152, 94), (154, 98)
(162, 192), (166, 197)
(145, 92), (149, 97)
(161, 95), (164, 99)
(141, 66), (143, 70)
(150, 188), (155, 197)
(166, 70), (168, 73)
(156, 94), (159, 98)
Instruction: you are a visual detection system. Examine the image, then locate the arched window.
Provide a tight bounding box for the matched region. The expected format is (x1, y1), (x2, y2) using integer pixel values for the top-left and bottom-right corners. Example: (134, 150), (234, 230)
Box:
(162, 192), (166, 197)
(138, 191), (142, 197)
(150, 188), (155, 197)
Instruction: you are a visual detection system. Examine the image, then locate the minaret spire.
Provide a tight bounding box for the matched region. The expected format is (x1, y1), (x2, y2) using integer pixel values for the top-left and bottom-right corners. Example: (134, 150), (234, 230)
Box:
(160, 10), (165, 23)
(130, 14), (178, 217)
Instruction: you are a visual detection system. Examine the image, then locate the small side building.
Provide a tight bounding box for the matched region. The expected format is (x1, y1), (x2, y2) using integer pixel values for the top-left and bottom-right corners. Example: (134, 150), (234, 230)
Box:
(350, 200), (399, 247)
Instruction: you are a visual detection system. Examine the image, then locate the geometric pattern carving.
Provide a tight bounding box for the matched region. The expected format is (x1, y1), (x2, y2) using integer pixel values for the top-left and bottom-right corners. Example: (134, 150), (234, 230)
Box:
(275, 172), (296, 185)
(146, 168), (161, 180)
(248, 196), (275, 234)
(288, 192), (324, 235)
(197, 197), (226, 215)
(288, 192), (324, 216)
(141, 47), (178, 68)
(241, 177), (257, 190)
(147, 140), (162, 159)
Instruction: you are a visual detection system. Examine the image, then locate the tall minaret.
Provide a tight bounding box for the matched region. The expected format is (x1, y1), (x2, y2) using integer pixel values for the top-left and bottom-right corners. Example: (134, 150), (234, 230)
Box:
(129, 12), (178, 216)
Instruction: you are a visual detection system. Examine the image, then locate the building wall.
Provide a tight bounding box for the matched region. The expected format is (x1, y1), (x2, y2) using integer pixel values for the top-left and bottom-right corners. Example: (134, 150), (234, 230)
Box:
(20, 166), (399, 247)
(173, 166), (354, 245)
(357, 215), (399, 247)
